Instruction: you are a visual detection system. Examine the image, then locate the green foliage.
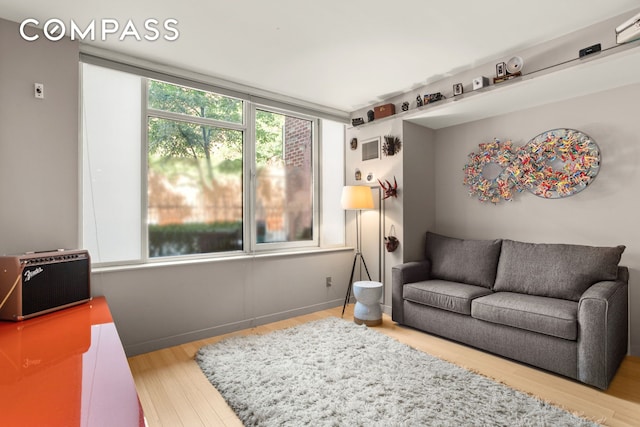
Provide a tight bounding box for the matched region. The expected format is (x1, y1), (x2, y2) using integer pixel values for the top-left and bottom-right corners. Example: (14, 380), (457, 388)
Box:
(217, 158), (243, 174)
(148, 80), (243, 167)
(147, 118), (242, 168)
(148, 222), (242, 257)
(148, 80), (242, 123)
(147, 81), (287, 183)
(148, 80), (245, 187)
(256, 109), (285, 166)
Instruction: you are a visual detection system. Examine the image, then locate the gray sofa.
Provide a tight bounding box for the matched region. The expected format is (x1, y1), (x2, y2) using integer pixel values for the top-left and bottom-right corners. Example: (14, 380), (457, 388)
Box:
(392, 232), (628, 389)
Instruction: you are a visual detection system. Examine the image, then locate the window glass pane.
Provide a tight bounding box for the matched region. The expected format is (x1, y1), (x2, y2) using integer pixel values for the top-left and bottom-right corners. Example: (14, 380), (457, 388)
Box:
(82, 63), (142, 264)
(320, 119), (345, 246)
(147, 117), (243, 257)
(255, 110), (313, 243)
(148, 80), (243, 124)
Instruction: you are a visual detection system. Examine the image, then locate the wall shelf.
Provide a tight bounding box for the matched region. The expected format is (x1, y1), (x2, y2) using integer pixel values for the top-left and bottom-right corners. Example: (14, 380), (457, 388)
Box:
(351, 41), (640, 131)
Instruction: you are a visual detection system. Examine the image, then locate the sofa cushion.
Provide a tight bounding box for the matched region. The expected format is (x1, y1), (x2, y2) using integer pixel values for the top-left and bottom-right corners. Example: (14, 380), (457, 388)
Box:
(471, 292), (578, 340)
(425, 232), (502, 289)
(494, 240), (625, 301)
(404, 280), (493, 315)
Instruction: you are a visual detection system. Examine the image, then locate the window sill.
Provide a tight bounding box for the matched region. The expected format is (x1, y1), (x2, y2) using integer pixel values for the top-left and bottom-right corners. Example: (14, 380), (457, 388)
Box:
(91, 246), (354, 274)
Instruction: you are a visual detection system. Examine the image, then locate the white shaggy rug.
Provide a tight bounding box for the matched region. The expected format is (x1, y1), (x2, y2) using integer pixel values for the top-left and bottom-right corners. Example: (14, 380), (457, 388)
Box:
(195, 317), (599, 426)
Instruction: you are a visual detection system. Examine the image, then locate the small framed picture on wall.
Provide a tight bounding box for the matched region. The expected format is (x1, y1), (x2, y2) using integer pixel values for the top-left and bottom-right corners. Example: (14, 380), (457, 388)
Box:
(361, 137), (380, 161)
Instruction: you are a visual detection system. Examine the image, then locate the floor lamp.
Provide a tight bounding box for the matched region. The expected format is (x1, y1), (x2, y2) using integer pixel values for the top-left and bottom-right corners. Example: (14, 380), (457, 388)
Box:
(341, 185), (374, 317)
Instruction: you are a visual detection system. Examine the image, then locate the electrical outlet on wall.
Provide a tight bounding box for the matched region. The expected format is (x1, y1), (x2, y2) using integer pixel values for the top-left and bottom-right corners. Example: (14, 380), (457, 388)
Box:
(34, 83), (44, 99)
(325, 276), (332, 287)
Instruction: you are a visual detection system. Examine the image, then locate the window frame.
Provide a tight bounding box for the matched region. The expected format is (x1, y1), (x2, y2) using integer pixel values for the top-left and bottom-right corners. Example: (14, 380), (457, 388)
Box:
(248, 103), (320, 253)
(91, 75), (320, 265)
(142, 79), (249, 263)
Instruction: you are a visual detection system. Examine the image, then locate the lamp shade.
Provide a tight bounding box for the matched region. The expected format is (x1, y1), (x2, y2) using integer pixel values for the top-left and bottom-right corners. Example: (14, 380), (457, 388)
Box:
(341, 186), (374, 210)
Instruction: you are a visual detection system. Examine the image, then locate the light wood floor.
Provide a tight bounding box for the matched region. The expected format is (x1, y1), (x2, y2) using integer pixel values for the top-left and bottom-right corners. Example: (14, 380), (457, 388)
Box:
(128, 305), (640, 427)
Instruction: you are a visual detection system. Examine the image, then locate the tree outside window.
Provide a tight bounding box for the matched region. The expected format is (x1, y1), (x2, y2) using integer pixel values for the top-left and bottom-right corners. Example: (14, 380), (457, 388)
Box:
(146, 81), (314, 257)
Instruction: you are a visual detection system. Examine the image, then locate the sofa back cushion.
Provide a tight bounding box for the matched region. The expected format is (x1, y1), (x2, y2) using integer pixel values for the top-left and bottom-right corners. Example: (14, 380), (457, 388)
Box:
(494, 240), (625, 301)
(425, 232), (502, 289)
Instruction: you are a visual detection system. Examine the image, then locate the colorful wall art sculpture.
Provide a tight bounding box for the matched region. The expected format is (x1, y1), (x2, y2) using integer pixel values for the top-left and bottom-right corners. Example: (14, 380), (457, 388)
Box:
(463, 129), (600, 203)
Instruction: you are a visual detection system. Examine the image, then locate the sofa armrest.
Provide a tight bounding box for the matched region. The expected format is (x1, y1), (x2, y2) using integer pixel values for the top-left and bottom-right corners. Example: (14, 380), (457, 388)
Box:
(391, 260), (431, 324)
(577, 266), (629, 389)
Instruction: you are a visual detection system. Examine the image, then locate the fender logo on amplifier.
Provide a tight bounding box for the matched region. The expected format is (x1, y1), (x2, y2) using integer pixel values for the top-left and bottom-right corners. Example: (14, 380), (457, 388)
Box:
(24, 267), (44, 282)
(0, 249), (91, 321)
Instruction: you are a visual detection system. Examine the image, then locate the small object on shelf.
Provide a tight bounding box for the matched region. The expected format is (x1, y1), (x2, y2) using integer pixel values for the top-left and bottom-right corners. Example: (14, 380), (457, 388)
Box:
(416, 94), (423, 107)
(401, 101), (409, 111)
(373, 103), (395, 120)
(493, 71), (521, 84)
(496, 62), (506, 78)
(351, 117), (365, 126)
(506, 56), (524, 74)
(579, 43), (601, 57)
(616, 12), (640, 44)
(367, 109), (375, 122)
(472, 76), (489, 90)
(423, 92), (445, 105)
(453, 83), (464, 96)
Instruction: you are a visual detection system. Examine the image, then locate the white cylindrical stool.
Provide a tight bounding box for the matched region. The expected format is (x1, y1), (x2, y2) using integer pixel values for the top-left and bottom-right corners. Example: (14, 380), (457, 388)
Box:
(353, 281), (383, 326)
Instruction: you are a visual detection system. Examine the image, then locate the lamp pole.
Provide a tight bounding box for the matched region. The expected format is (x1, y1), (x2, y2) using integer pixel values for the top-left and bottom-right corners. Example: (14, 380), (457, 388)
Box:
(342, 208), (372, 317)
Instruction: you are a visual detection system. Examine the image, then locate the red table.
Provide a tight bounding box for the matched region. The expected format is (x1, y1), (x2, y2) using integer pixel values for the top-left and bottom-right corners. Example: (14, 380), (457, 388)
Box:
(0, 296), (144, 426)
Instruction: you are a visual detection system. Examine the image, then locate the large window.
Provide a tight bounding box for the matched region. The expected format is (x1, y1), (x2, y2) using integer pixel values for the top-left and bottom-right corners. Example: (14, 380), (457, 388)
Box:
(146, 81), (244, 257)
(82, 63), (339, 266)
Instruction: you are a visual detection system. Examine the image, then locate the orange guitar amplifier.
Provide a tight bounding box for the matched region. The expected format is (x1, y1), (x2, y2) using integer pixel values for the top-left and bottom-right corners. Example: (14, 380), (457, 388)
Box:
(0, 249), (91, 321)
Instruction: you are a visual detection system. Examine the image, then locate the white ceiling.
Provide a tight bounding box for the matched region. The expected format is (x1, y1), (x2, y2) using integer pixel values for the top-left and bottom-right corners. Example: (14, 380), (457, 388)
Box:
(1, 1), (638, 113)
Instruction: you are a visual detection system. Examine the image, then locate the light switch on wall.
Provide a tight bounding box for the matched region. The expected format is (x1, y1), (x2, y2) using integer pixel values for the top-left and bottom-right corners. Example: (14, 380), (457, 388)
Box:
(34, 83), (44, 99)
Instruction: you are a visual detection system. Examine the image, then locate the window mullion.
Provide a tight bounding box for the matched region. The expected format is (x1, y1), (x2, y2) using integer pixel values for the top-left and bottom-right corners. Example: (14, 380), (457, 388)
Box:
(245, 102), (257, 254)
(141, 79), (150, 263)
(311, 119), (320, 245)
(147, 108), (245, 132)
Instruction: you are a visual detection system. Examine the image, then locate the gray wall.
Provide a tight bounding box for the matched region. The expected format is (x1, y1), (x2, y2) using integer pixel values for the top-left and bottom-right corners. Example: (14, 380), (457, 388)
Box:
(0, 18), (353, 355)
(345, 119), (404, 310)
(0, 18), (79, 252)
(434, 83), (640, 355)
(401, 121), (435, 263)
(92, 250), (352, 355)
(344, 120), (436, 310)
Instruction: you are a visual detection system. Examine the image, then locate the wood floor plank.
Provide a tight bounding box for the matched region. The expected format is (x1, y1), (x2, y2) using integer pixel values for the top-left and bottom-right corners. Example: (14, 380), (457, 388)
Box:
(129, 304), (640, 427)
